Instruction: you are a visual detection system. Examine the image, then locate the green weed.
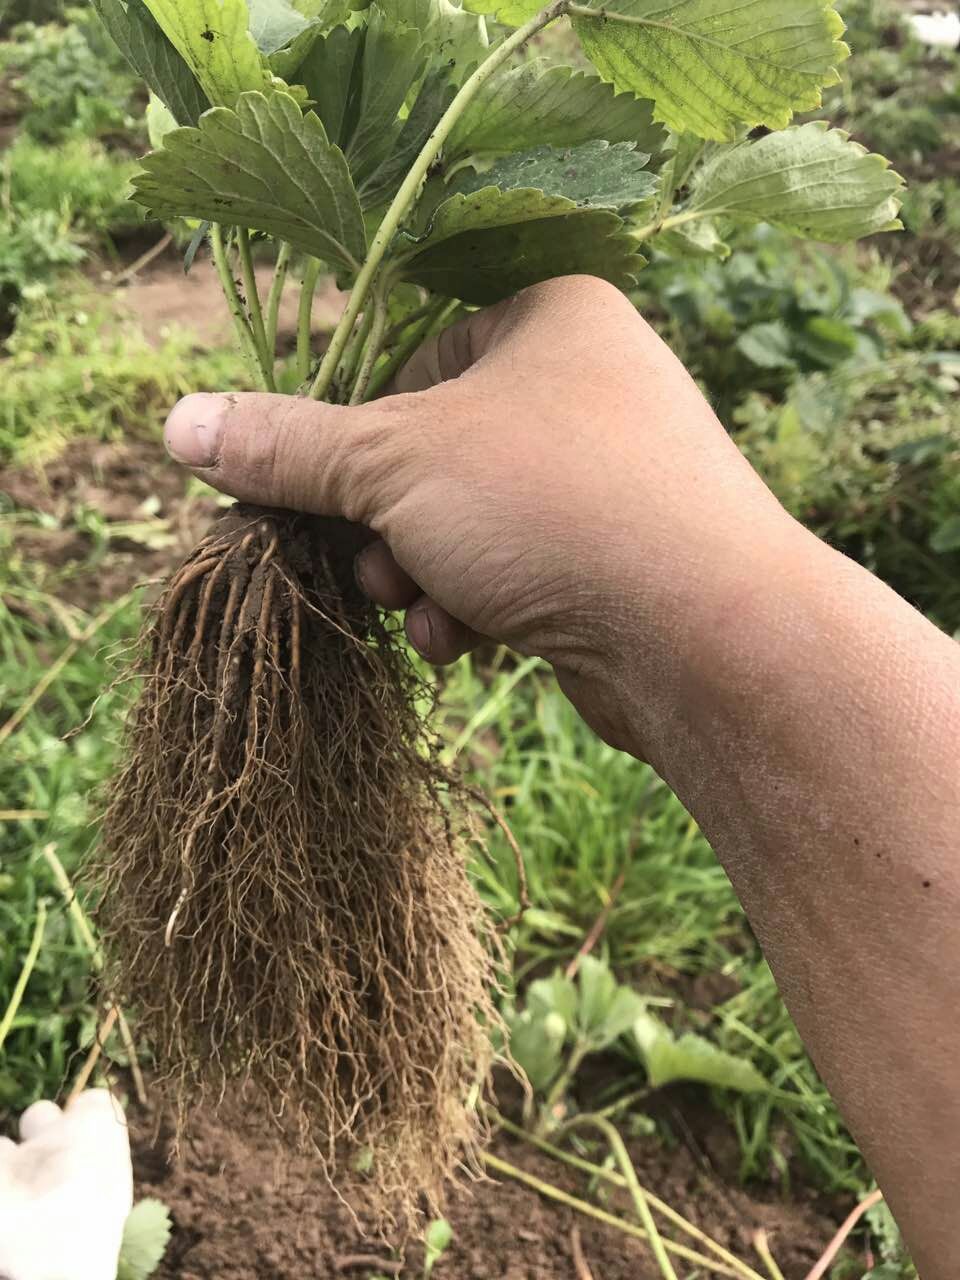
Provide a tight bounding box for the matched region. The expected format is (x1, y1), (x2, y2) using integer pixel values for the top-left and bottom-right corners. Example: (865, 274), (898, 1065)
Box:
(5, 135), (143, 238)
(0, 560), (142, 1113)
(0, 13), (140, 143)
(0, 286), (247, 464)
(737, 354), (960, 633)
(0, 210), (86, 329)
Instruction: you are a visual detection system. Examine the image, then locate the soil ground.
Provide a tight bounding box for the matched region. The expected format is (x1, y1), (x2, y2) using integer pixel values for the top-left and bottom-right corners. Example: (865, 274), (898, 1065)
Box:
(129, 1095), (842, 1280)
(102, 241), (346, 353)
(2, 440), (856, 1280)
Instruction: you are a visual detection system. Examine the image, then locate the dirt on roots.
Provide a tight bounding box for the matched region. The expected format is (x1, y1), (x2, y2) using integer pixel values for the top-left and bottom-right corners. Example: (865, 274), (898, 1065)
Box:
(92, 504), (498, 1227)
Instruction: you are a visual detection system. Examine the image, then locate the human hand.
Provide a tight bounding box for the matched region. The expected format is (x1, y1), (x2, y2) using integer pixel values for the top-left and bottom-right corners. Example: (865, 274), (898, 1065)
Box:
(0, 1091), (133, 1280)
(162, 274), (802, 761)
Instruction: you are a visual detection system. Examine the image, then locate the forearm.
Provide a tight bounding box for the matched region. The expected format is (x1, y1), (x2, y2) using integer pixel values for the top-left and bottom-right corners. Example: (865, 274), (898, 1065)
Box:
(628, 520), (960, 1277)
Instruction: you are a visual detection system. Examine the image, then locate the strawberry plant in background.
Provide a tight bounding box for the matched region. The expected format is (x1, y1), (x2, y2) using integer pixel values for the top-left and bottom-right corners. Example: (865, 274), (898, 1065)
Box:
(87, 0), (905, 1227)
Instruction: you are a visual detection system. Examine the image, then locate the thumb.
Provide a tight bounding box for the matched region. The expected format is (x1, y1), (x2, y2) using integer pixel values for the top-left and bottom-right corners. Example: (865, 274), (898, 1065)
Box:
(163, 391), (416, 525)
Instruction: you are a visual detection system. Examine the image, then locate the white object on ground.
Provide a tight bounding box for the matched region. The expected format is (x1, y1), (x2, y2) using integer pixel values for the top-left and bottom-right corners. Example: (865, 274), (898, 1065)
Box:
(0, 1091), (133, 1280)
(908, 11), (960, 48)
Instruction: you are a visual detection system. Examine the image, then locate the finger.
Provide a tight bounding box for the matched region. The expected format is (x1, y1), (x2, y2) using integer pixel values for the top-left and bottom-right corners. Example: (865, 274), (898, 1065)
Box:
(355, 540), (420, 611)
(405, 595), (479, 666)
(19, 1100), (61, 1141)
(393, 301), (509, 393)
(163, 392), (421, 527)
(0, 1135), (16, 1167)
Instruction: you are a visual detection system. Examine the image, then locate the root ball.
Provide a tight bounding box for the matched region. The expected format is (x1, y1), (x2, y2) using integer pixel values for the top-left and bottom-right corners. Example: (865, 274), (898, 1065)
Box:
(93, 505), (497, 1224)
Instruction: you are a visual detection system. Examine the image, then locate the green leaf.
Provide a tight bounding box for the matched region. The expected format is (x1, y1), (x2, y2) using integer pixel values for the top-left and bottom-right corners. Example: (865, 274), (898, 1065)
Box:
(570, 0), (850, 142)
(456, 141), (657, 210)
(247, 0), (312, 52)
(424, 1217), (454, 1274)
(931, 517), (960, 554)
(795, 315), (859, 367)
(576, 956), (647, 1047)
(576, 954), (617, 1036)
(507, 1007), (566, 1091)
(141, 0), (270, 106)
(360, 67), (455, 208)
(527, 973), (578, 1027)
(146, 93), (180, 148)
(653, 217), (730, 260)
(403, 193), (645, 303)
(346, 7), (427, 185)
(631, 1012), (768, 1093)
(117, 1199), (172, 1280)
(291, 0), (346, 14)
(132, 91), (366, 270)
(296, 9), (435, 193)
(462, 0), (538, 26)
(737, 321), (797, 370)
(446, 61), (665, 162)
(385, 0), (489, 80)
(296, 24), (365, 147)
(93, 0), (209, 125)
(684, 123), (904, 242)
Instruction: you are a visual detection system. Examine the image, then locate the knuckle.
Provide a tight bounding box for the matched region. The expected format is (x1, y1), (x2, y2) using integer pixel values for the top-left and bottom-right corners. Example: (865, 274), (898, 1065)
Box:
(342, 393), (447, 526)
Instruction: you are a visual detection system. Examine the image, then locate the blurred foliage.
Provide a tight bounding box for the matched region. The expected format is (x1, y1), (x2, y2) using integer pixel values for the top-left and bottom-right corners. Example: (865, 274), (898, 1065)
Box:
(5, 136), (142, 236)
(0, 288), (247, 464)
(637, 227), (911, 419)
(0, 210), (85, 333)
(0, 10), (141, 142)
(0, 576), (141, 1111)
(738, 349), (960, 633)
(0, 0), (65, 32)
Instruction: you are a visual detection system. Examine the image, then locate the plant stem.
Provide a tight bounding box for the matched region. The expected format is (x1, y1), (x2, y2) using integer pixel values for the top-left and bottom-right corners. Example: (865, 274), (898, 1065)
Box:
(752, 1231), (787, 1280)
(383, 298), (435, 347)
(350, 288), (390, 405)
(0, 899), (47, 1053)
(564, 1115), (678, 1280)
(492, 1112), (767, 1280)
(536, 1040), (589, 1137)
(265, 241), (292, 358)
(337, 305), (376, 398)
(368, 298), (459, 400)
(308, 0), (569, 403)
(633, 207), (706, 242)
(236, 228), (276, 391)
(297, 256), (322, 385)
(491, 1111), (773, 1280)
(803, 1189), (884, 1280)
(68, 1006), (119, 1105)
(481, 1152), (744, 1277)
(211, 223), (271, 391)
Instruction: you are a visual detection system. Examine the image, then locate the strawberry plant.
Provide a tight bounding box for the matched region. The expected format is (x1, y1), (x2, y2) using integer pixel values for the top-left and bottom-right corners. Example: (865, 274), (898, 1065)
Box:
(91, 0), (903, 1224)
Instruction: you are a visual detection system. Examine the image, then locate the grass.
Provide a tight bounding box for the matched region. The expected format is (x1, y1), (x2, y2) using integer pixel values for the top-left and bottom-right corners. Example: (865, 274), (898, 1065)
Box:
(4, 135), (144, 237)
(0, 287), (247, 464)
(0, 568), (142, 1110)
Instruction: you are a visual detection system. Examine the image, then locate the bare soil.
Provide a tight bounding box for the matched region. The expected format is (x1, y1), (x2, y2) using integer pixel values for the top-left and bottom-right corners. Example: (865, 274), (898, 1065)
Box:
(1, 437), (218, 608)
(130, 1090), (845, 1280)
(100, 243), (345, 353)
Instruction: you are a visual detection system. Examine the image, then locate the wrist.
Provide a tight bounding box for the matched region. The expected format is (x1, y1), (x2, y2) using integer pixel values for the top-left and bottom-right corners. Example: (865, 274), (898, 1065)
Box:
(583, 507), (820, 769)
